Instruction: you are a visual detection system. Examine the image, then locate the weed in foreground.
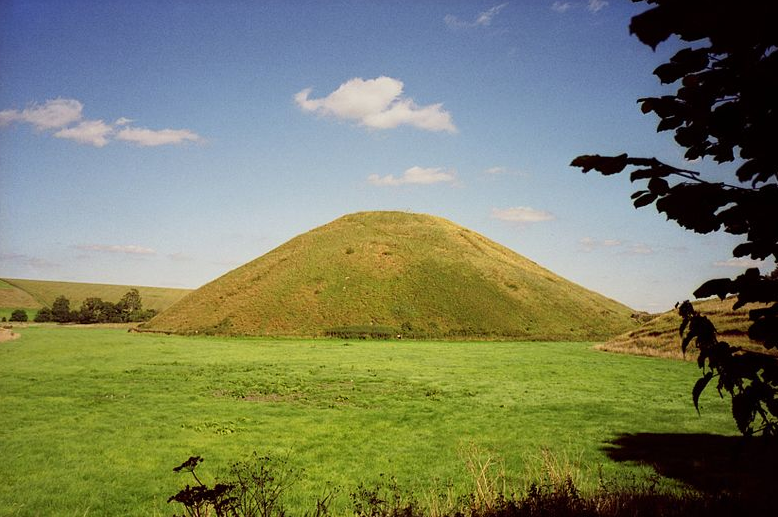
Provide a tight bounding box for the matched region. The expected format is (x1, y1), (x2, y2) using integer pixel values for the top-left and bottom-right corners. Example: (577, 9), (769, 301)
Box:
(167, 447), (775, 517)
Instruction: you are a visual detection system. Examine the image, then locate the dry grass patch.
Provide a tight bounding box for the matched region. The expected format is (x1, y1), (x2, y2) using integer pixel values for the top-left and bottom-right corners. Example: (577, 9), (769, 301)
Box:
(597, 297), (774, 360)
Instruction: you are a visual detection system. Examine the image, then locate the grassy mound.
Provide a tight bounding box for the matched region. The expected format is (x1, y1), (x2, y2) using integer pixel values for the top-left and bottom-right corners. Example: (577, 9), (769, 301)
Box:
(0, 278), (191, 314)
(598, 297), (772, 359)
(146, 211), (637, 339)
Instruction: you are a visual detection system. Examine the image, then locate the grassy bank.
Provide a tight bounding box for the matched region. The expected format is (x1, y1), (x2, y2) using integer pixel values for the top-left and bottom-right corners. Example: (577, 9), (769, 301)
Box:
(0, 327), (736, 516)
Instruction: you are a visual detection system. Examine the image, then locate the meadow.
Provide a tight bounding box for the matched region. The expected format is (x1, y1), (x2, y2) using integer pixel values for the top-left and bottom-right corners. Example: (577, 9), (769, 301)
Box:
(0, 326), (737, 516)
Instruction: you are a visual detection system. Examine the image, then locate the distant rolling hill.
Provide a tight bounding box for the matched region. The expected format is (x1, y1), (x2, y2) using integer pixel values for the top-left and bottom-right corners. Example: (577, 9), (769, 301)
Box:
(146, 211), (639, 340)
(0, 278), (192, 316)
(597, 297), (771, 359)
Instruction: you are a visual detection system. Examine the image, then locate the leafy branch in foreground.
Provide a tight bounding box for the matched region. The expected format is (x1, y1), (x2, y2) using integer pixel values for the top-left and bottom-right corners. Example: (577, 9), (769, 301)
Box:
(571, 0), (778, 435)
(678, 300), (778, 436)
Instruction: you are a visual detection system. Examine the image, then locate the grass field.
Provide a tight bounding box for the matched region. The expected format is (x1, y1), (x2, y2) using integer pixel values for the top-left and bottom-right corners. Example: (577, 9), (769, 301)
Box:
(0, 326), (737, 516)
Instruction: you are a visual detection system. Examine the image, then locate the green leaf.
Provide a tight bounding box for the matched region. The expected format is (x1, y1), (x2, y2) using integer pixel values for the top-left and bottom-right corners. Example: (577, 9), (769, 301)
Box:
(731, 392), (755, 435)
(692, 372), (714, 414)
(570, 154), (629, 175)
(647, 177), (670, 195)
(657, 116), (684, 132)
(693, 278), (732, 300)
(633, 193), (658, 208)
(630, 164), (676, 181)
(629, 5), (673, 50)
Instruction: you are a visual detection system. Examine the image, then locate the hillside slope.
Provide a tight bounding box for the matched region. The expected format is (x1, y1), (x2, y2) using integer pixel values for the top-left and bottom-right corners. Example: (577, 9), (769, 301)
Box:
(0, 279), (43, 311)
(0, 278), (191, 313)
(146, 211), (638, 339)
(597, 297), (772, 359)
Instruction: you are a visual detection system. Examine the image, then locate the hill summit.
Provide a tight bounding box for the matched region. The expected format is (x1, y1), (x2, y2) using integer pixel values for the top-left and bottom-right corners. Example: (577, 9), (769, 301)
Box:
(146, 211), (637, 339)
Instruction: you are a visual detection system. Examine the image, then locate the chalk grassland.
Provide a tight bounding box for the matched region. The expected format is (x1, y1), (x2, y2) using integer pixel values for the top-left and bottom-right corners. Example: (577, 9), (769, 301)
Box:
(598, 297), (770, 360)
(0, 279), (42, 320)
(148, 211), (637, 340)
(0, 278), (192, 315)
(0, 327), (735, 516)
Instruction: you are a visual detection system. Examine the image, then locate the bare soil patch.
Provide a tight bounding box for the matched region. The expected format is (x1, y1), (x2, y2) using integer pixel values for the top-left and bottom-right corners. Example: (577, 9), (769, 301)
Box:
(0, 327), (20, 342)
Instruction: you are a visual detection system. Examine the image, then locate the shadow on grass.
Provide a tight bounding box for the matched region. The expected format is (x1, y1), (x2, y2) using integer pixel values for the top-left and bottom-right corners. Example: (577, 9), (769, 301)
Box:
(603, 433), (778, 499)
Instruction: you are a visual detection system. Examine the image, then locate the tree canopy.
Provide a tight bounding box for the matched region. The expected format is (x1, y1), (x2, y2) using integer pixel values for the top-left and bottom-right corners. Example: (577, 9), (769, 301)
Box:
(572, 0), (778, 435)
(37, 290), (156, 325)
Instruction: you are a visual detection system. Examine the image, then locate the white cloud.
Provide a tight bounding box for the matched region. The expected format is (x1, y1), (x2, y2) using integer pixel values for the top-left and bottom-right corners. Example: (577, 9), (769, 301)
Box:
(625, 243), (653, 255)
(0, 98), (202, 148)
(295, 76), (456, 133)
(54, 120), (114, 147)
(0, 252), (58, 268)
(77, 244), (156, 255)
(713, 257), (767, 269)
(491, 207), (554, 224)
(115, 127), (202, 147)
(368, 166), (457, 187)
(168, 252), (194, 262)
(445, 3), (508, 29)
(587, 0), (608, 13)
(579, 237), (622, 252)
(551, 2), (573, 13)
(483, 166), (528, 177)
(0, 98), (83, 130)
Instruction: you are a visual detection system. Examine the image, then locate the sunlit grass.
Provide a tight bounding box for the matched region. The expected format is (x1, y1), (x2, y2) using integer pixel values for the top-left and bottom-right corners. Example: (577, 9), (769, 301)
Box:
(0, 326), (735, 516)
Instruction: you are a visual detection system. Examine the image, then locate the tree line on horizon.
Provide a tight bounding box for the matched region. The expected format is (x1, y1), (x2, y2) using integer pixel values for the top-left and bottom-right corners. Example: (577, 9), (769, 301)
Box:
(30, 288), (157, 324)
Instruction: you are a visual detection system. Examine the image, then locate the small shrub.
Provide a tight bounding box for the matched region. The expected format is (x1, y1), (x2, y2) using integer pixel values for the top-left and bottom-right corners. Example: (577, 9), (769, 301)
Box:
(10, 309), (28, 322)
(324, 325), (399, 340)
(168, 453), (325, 517)
(351, 477), (422, 517)
(168, 456), (236, 517)
(228, 452), (301, 517)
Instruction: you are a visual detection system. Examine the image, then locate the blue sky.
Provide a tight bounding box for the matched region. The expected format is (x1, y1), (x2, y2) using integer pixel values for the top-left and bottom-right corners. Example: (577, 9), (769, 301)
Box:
(0, 0), (766, 312)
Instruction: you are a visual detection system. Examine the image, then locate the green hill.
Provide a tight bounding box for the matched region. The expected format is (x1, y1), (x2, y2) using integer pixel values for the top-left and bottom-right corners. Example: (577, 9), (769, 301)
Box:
(0, 279), (42, 320)
(146, 211), (638, 339)
(597, 297), (772, 359)
(0, 278), (191, 317)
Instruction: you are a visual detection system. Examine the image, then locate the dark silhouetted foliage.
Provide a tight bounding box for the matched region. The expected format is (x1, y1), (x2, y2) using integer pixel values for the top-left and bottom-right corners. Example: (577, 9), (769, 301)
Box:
(51, 295), (72, 323)
(42, 290), (156, 324)
(10, 309), (28, 322)
(324, 325), (400, 340)
(34, 307), (53, 322)
(168, 456), (237, 517)
(571, 0), (778, 435)
(166, 451), (777, 517)
(168, 453), (326, 517)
